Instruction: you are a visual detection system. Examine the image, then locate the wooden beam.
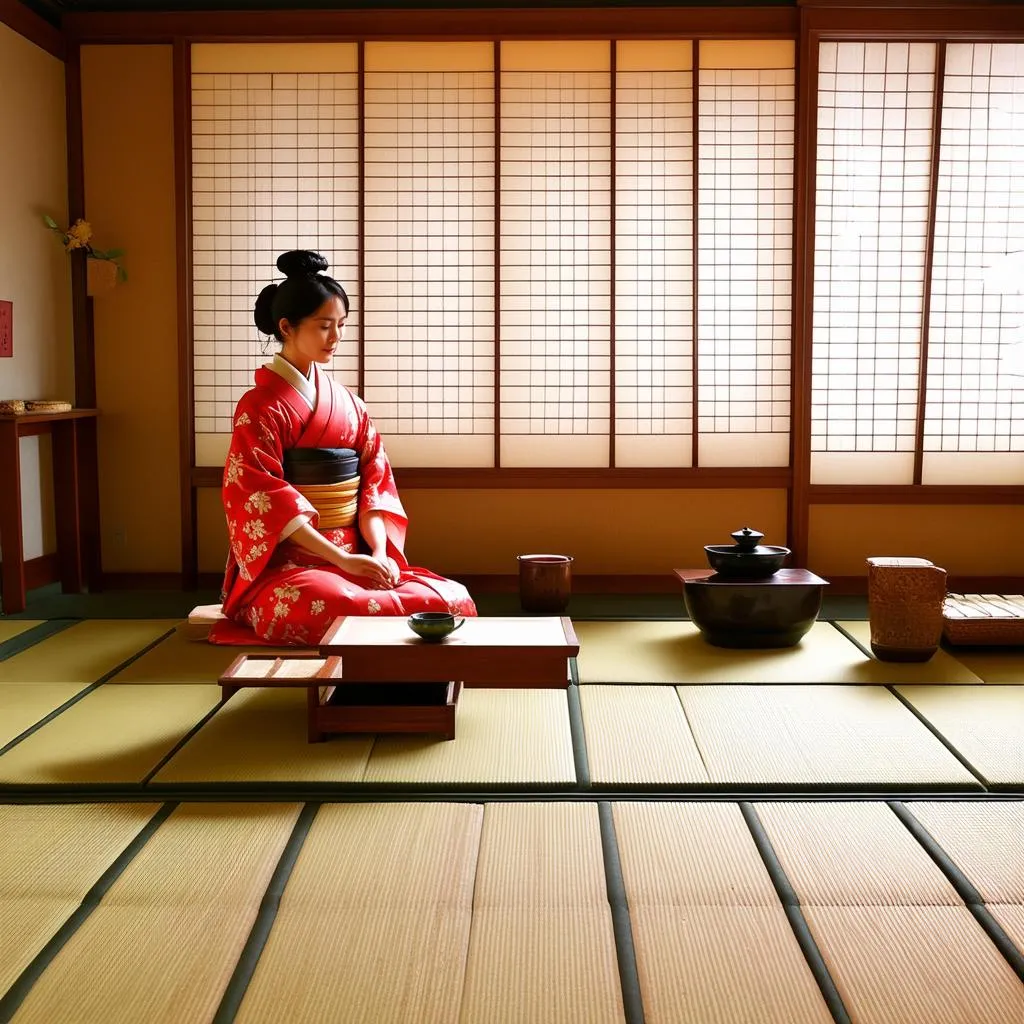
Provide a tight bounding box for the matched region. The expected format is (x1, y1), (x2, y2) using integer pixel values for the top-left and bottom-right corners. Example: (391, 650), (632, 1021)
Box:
(174, 39), (198, 589)
(63, 7), (798, 45)
(0, 0), (64, 60)
(810, 484), (1024, 504)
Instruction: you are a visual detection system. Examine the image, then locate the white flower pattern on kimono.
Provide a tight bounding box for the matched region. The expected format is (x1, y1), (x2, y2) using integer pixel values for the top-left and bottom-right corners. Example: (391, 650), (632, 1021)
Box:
(258, 418), (277, 448)
(243, 519), (267, 540)
(225, 452), (244, 486)
(245, 491), (272, 514)
(368, 599), (381, 614)
(280, 623), (310, 644)
(310, 599), (326, 615)
(244, 542), (268, 566)
(235, 412), (251, 427)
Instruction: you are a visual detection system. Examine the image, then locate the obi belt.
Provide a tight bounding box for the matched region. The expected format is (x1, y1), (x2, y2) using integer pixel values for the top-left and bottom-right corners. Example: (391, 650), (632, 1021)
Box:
(283, 447), (360, 529)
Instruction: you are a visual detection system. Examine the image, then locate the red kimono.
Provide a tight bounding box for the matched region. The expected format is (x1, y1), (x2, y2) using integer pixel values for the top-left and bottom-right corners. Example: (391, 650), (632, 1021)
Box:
(213, 363), (476, 645)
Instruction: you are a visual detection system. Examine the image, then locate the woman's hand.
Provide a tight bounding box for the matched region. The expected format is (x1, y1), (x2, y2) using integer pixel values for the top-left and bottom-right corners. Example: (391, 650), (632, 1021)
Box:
(335, 551), (395, 589)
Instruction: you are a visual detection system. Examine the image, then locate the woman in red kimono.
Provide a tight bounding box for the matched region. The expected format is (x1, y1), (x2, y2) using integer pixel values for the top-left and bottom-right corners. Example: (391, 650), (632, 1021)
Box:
(213, 249), (477, 645)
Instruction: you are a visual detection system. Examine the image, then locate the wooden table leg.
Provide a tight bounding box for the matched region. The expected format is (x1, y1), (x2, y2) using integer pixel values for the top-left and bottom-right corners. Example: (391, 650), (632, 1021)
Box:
(0, 418), (26, 613)
(307, 685), (325, 743)
(76, 416), (102, 593)
(51, 419), (84, 594)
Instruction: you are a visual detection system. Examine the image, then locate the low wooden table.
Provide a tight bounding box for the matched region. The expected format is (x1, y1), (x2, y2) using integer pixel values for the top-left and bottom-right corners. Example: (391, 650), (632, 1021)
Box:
(675, 568), (828, 648)
(217, 616), (579, 742)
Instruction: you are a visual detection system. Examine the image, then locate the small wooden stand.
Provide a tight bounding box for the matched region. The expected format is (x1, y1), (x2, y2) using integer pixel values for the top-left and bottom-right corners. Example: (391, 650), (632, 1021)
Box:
(218, 654), (460, 742)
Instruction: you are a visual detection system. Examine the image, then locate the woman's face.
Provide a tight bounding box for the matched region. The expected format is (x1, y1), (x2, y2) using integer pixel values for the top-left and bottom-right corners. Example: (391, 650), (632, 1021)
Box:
(279, 295), (348, 369)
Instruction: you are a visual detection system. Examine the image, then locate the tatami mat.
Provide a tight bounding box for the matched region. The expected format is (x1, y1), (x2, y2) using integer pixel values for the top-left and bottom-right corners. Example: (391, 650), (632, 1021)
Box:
(234, 803), (481, 1024)
(0, 803), (159, 995)
(803, 904), (1024, 1024)
(0, 684), (220, 784)
(895, 685), (1024, 785)
(756, 803), (961, 906)
(677, 685), (980, 787)
(461, 804), (623, 1023)
(0, 620), (42, 645)
(905, 802), (1024, 903)
(990, 904), (1024, 952)
(152, 688), (374, 784)
(835, 621), (984, 683)
(579, 686), (709, 785)
(937, 647), (1024, 684)
(0, 620), (177, 684)
(612, 803), (831, 1024)
(574, 620), (980, 685)
(0, 683), (89, 749)
(363, 690), (575, 785)
(10, 803), (300, 1024)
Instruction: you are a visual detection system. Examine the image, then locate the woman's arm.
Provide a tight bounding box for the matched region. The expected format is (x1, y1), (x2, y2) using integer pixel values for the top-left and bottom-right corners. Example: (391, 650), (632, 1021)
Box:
(360, 510), (400, 584)
(288, 522), (394, 588)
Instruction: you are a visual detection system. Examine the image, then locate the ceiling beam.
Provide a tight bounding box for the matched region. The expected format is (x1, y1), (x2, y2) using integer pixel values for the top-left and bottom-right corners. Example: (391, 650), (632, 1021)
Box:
(1, 0), (64, 57)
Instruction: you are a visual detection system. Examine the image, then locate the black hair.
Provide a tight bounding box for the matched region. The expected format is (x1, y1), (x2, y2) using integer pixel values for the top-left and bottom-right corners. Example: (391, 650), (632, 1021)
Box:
(253, 250), (350, 342)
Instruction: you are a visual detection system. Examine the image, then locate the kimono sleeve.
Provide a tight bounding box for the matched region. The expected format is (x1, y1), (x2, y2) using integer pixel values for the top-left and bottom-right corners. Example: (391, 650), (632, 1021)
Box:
(223, 395), (317, 583)
(351, 394), (408, 522)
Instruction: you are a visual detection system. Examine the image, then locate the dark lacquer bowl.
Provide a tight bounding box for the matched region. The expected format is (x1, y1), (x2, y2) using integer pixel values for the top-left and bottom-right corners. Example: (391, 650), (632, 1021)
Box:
(704, 544), (790, 579)
(408, 611), (465, 642)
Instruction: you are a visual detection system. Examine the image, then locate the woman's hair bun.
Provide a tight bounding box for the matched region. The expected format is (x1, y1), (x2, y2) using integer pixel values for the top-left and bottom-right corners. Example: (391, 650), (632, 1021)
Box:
(253, 283), (279, 334)
(276, 250), (329, 278)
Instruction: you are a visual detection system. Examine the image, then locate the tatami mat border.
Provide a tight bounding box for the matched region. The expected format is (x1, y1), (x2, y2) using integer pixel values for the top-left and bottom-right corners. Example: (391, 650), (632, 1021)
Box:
(889, 802), (1024, 981)
(596, 802), (644, 1024)
(0, 620), (78, 663)
(566, 682), (591, 788)
(0, 627), (178, 759)
(211, 804), (320, 1024)
(739, 803), (854, 1024)
(885, 686), (989, 786)
(0, 803), (177, 1023)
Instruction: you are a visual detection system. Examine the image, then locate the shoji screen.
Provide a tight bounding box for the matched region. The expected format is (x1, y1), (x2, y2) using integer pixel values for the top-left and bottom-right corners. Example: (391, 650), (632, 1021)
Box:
(922, 42), (1024, 484)
(363, 43), (495, 466)
(614, 41), (694, 467)
(811, 42), (936, 485)
(499, 41), (612, 467)
(696, 41), (794, 467)
(191, 44), (359, 467)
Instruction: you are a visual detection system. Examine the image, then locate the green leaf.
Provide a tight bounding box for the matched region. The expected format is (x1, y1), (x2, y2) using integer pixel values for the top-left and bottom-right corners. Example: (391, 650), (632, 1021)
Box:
(43, 215), (59, 229)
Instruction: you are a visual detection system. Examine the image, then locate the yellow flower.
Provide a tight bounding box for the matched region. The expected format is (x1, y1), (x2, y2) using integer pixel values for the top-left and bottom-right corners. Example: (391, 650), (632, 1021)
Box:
(65, 219), (93, 251)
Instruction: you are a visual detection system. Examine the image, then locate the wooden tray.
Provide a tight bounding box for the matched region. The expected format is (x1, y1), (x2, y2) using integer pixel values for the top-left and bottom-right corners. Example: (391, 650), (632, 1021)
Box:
(943, 594), (1024, 646)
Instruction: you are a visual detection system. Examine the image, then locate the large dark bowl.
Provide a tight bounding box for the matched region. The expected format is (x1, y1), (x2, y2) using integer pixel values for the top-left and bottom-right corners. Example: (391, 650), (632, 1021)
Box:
(683, 575), (823, 648)
(704, 544), (790, 579)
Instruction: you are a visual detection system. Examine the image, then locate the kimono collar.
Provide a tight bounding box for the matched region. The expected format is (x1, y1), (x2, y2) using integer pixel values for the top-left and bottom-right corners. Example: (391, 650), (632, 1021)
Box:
(265, 353), (316, 410)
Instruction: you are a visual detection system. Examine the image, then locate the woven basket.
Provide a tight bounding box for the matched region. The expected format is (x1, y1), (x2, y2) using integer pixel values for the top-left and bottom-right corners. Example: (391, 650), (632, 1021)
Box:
(942, 593), (1024, 645)
(25, 400), (72, 413)
(0, 399), (26, 415)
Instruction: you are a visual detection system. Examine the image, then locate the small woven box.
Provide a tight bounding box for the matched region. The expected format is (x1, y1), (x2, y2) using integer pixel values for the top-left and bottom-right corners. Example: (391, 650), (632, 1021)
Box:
(25, 400), (73, 413)
(0, 399), (26, 415)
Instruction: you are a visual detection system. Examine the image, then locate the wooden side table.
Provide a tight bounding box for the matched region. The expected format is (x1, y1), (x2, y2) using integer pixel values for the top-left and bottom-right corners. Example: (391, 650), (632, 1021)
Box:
(0, 409), (100, 614)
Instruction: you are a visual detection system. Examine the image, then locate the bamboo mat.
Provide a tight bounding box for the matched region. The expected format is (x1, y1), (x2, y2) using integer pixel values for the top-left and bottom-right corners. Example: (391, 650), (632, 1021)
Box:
(106, 626), (260, 684)
(0, 803), (159, 994)
(756, 803), (962, 906)
(363, 690), (576, 785)
(802, 904), (1023, 1024)
(573, 620), (978, 685)
(578, 685), (710, 785)
(904, 802), (1024, 903)
(677, 685), (980, 787)
(460, 804), (624, 1023)
(10, 803), (300, 1024)
(0, 684), (220, 784)
(152, 688), (374, 784)
(234, 803), (482, 1024)
(835, 621), (984, 682)
(0, 620), (42, 645)
(895, 685), (1024, 785)
(0, 620), (177, 684)
(612, 803), (831, 1024)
